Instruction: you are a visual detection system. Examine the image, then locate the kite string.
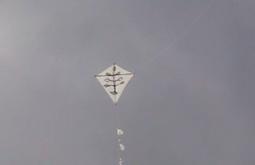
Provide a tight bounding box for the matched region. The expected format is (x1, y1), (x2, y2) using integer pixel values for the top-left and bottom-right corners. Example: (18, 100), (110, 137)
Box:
(139, 0), (215, 69)
(114, 0), (215, 74)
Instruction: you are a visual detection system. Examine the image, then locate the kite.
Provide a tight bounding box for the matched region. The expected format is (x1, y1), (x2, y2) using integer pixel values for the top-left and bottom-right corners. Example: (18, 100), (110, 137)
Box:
(95, 63), (134, 104)
(95, 63), (134, 165)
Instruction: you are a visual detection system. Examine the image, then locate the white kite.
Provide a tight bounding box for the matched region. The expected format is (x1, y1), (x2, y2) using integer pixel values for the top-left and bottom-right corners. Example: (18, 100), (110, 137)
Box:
(95, 63), (133, 165)
(95, 63), (134, 104)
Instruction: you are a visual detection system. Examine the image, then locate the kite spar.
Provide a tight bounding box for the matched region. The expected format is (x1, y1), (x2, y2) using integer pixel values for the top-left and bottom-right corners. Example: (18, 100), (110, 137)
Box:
(95, 63), (134, 165)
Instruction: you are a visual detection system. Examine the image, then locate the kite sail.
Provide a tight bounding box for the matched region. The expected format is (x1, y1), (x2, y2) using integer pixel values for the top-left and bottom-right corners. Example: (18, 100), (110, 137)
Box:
(95, 63), (134, 104)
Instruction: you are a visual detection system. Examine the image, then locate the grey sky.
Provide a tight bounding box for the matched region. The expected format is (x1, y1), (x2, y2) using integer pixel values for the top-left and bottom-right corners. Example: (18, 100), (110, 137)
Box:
(1, 0), (255, 164)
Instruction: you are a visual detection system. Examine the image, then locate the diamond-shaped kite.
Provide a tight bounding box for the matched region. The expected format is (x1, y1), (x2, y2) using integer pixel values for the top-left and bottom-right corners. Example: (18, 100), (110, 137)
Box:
(95, 64), (133, 104)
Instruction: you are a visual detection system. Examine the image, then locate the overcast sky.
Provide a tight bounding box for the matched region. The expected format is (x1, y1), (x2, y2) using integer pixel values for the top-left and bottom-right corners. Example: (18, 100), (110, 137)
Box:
(1, 0), (255, 164)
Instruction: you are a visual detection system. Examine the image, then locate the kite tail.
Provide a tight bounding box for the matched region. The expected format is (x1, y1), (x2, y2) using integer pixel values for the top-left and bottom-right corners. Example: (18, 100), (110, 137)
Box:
(115, 107), (126, 165)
